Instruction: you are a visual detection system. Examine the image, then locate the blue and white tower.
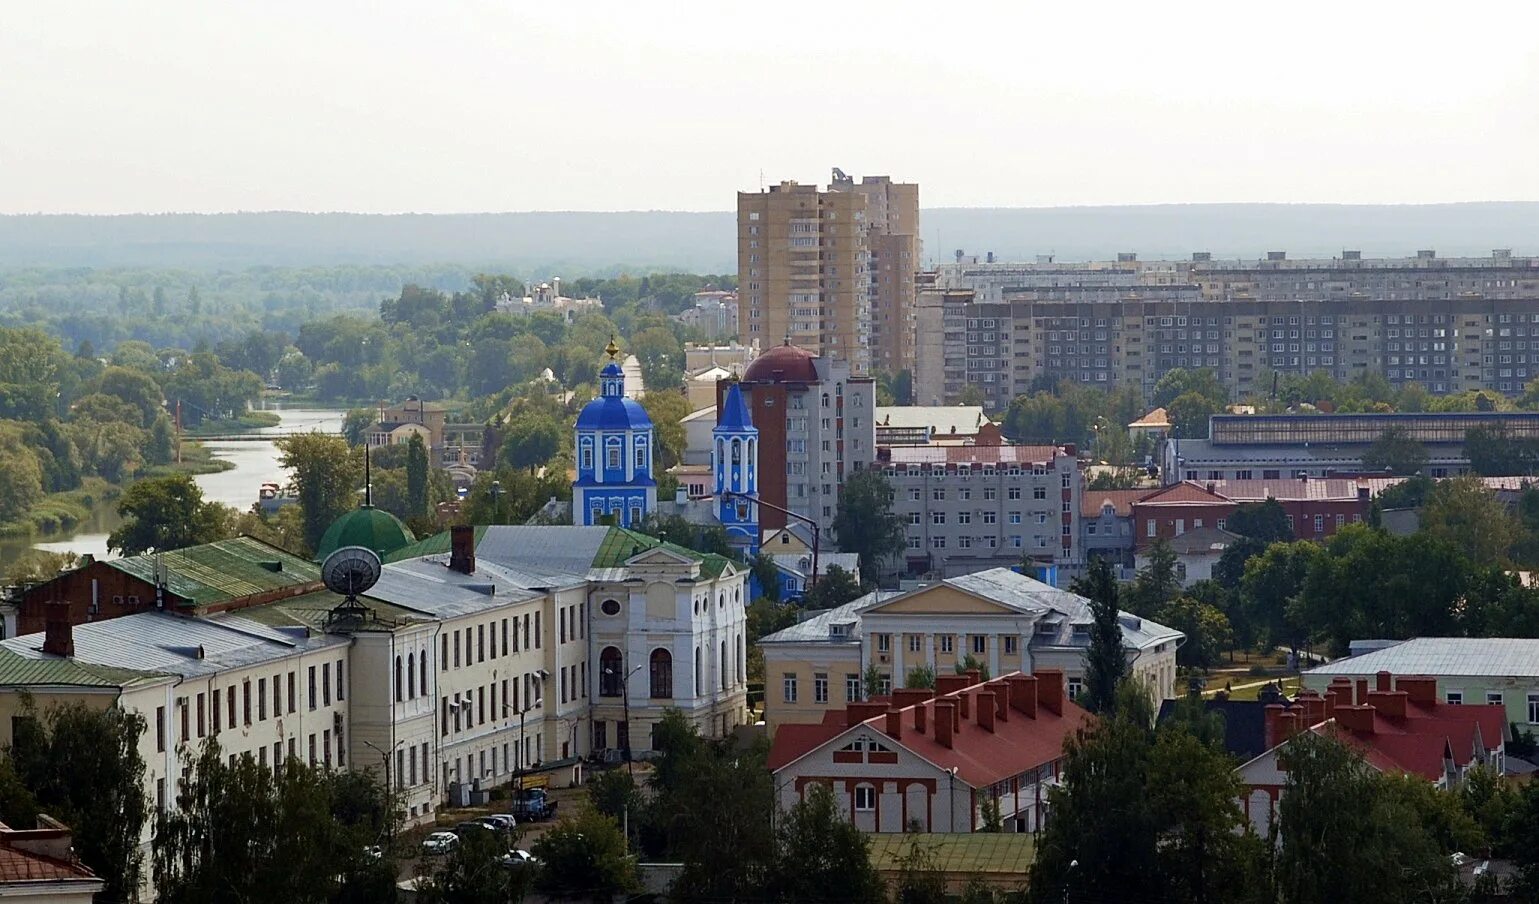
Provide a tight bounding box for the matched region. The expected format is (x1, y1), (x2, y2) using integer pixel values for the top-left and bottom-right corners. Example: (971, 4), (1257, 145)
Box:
(714, 381), (759, 556)
(573, 340), (656, 527)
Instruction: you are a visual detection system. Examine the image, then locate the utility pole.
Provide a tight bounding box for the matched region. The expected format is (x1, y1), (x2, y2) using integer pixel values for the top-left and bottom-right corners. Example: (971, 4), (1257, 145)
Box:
(722, 491), (821, 587)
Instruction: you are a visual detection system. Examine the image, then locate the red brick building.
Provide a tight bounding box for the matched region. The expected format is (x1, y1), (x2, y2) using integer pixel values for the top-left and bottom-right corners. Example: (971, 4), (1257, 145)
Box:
(1132, 478), (1372, 550)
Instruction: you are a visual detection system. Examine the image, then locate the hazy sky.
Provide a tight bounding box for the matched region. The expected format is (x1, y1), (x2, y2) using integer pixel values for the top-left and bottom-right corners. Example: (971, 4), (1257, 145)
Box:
(5, 0), (1538, 213)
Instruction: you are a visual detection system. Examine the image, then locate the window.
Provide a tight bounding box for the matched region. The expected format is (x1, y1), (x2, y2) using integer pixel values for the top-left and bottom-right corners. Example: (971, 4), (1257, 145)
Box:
(1004, 637), (1017, 655)
(156, 706), (165, 752)
(1446, 691), (1463, 705)
(814, 673), (829, 704)
(876, 634), (890, 653)
(1487, 691), (1504, 706)
(1528, 694), (1539, 724)
(243, 680), (252, 725)
(971, 635), (986, 655)
(323, 663), (332, 706)
(854, 785), (876, 811)
(601, 598), (621, 616)
(395, 657), (403, 703)
(941, 635), (954, 654)
(308, 666), (317, 710)
(600, 647), (623, 697)
(649, 649), (673, 699)
(907, 635), (921, 653)
(783, 673), (798, 703)
(846, 674), (862, 702)
(1068, 678), (1084, 700)
(258, 678), (267, 720)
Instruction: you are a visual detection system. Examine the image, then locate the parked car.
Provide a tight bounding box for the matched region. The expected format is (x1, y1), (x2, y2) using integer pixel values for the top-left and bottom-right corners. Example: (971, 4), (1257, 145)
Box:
(485, 814), (518, 832)
(453, 819), (498, 837)
(422, 832), (459, 855)
(362, 845), (383, 861)
(500, 849), (537, 869)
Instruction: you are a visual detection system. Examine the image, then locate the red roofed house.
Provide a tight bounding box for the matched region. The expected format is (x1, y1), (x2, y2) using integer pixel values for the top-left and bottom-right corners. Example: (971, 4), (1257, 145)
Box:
(1236, 671), (1508, 835)
(767, 669), (1091, 834)
(0, 816), (103, 902)
(1133, 478), (1372, 550)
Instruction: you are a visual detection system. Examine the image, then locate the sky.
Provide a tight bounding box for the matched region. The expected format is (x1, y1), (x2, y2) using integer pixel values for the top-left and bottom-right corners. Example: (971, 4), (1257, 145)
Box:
(4, 0), (1539, 214)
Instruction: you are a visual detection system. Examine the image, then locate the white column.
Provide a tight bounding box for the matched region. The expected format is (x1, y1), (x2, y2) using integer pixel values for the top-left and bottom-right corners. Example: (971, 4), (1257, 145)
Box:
(893, 635), (906, 687)
(988, 633), (1001, 678)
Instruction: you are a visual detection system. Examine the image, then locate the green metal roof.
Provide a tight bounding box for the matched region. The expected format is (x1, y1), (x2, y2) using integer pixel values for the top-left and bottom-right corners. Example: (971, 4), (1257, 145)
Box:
(234, 589), (424, 631)
(106, 536), (320, 607)
(0, 647), (163, 689)
(384, 525), (487, 564)
(315, 507), (415, 562)
(596, 527), (734, 579)
(866, 833), (1036, 877)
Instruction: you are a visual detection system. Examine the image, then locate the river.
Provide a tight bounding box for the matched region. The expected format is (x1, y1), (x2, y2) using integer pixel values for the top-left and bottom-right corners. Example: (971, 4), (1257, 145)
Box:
(1, 405), (345, 569)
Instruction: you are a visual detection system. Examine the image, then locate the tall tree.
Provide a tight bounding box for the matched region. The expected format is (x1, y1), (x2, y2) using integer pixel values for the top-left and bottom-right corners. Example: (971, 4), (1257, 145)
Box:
(1226, 499), (1294, 543)
(1167, 390), (1220, 439)
(404, 433), (429, 519)
(639, 389), (691, 471)
(1125, 538), (1181, 616)
(498, 411), (564, 474)
(1151, 367), (1228, 410)
(1080, 558), (1127, 714)
(832, 469), (906, 579)
(1421, 473), (1519, 566)
(108, 473), (229, 555)
(766, 783), (884, 904)
(10, 702), (148, 903)
(275, 432), (361, 554)
(1359, 426), (1429, 475)
(800, 564), (866, 610)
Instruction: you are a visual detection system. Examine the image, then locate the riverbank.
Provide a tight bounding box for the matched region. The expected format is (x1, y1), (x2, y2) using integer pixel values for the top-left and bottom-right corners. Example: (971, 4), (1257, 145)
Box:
(181, 411), (282, 436)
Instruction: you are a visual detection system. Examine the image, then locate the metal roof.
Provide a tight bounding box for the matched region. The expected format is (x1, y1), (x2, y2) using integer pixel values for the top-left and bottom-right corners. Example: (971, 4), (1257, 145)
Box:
(1308, 638), (1539, 680)
(771, 553), (861, 581)
(105, 536), (320, 606)
(875, 405), (990, 434)
(0, 610), (347, 680)
(759, 593), (891, 644)
(0, 647), (163, 689)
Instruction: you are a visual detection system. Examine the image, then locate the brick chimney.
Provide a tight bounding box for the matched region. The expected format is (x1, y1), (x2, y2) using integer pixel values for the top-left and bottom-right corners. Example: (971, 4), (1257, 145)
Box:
(885, 707), (902, 740)
(934, 700), (955, 748)
(1375, 671), (1392, 693)
(1365, 689), (1408, 720)
(964, 668), (982, 688)
(1396, 676), (1438, 707)
(977, 690), (996, 732)
(1336, 704), (1375, 734)
(957, 690), (971, 720)
(1263, 703), (1288, 750)
(1355, 678), (1369, 705)
(449, 524), (476, 575)
(1296, 691), (1325, 727)
(935, 674), (969, 696)
(1323, 690), (1340, 723)
(1328, 677), (1355, 705)
(987, 680), (1010, 722)
(42, 602), (73, 658)
(845, 701), (888, 726)
(1037, 669), (1064, 715)
(893, 688), (934, 710)
(1008, 676), (1038, 719)
(913, 701), (928, 734)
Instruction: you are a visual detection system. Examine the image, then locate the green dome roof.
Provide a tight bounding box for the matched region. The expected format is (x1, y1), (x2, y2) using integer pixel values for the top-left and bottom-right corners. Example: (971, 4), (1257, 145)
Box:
(316, 507), (415, 562)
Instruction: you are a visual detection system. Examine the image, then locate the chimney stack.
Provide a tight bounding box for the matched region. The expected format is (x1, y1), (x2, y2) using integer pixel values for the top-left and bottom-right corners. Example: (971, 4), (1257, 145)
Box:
(987, 680), (1010, 722)
(1356, 678), (1369, 705)
(1037, 669), (1064, 715)
(449, 524), (476, 575)
(1375, 671), (1392, 693)
(885, 707), (902, 740)
(934, 700), (955, 748)
(964, 669), (982, 688)
(43, 602), (73, 658)
(1396, 676), (1438, 707)
(1008, 675), (1039, 718)
(934, 674), (969, 696)
(1264, 703), (1287, 750)
(957, 690), (971, 720)
(1365, 689), (1408, 720)
(1336, 704), (1375, 734)
(977, 691), (996, 732)
(914, 701), (928, 734)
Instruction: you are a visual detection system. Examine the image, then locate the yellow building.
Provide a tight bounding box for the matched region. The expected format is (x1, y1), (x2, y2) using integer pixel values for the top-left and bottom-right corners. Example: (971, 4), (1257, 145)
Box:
(758, 568), (1181, 732)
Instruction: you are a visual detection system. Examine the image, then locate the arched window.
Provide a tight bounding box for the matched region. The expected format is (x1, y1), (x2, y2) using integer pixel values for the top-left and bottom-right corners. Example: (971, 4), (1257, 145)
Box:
(731, 439), (742, 464)
(600, 647), (624, 697)
(716, 438), (725, 466)
(694, 646), (702, 695)
(737, 632), (745, 683)
(747, 438), (756, 465)
(649, 649), (673, 699)
(420, 652), (428, 697)
(720, 640), (728, 690)
(821, 393), (830, 408)
(406, 652), (415, 699)
(394, 656), (403, 703)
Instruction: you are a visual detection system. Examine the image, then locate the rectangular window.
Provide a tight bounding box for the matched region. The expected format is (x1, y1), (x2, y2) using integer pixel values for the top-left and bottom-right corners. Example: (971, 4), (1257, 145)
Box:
(228, 687), (237, 728)
(503, 618), (510, 655)
(1487, 691), (1504, 706)
(322, 663), (332, 706)
(971, 635), (986, 655)
(196, 694), (206, 738)
(211, 691), (220, 735)
(854, 785), (875, 811)
(272, 674), (282, 714)
(478, 624), (487, 661)
(1004, 637), (1017, 655)
(156, 706), (165, 752)
(1068, 678), (1084, 700)
(258, 678), (267, 721)
(453, 632), (460, 668)
(308, 666), (317, 710)
(1446, 691), (1463, 705)
(907, 635), (921, 653)
(1528, 694), (1539, 724)
(287, 672), (296, 714)
(877, 634), (890, 653)
(846, 674), (861, 702)
(243, 680), (252, 725)
(814, 673), (829, 704)
(941, 635), (954, 653)
(783, 674), (798, 703)
(535, 612), (542, 648)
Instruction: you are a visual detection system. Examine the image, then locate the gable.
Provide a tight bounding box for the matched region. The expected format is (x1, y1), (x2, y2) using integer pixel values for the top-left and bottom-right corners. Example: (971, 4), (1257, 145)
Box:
(863, 584), (1022, 616)
(626, 546), (696, 567)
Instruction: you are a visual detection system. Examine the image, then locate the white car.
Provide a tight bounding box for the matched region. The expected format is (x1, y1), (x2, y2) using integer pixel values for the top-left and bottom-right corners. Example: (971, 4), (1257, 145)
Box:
(486, 814), (518, 831)
(422, 832), (460, 855)
(500, 849), (537, 868)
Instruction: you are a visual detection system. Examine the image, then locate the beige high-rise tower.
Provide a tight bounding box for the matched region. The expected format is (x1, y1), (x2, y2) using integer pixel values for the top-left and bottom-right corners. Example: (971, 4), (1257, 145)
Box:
(737, 169), (919, 377)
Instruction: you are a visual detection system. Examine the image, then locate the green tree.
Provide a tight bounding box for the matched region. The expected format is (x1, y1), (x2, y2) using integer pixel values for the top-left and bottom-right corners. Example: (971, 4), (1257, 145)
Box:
(1167, 390), (1219, 438)
(639, 389), (691, 471)
(1240, 540), (1323, 654)
(108, 472), (229, 555)
(953, 653), (990, 681)
(832, 469), (906, 578)
(405, 433), (429, 518)
(276, 432), (362, 554)
(342, 408), (376, 446)
(1226, 498), (1294, 543)
(1359, 426), (1429, 475)
(498, 412), (564, 473)
(749, 553), (781, 603)
(904, 663), (936, 689)
(1466, 424), (1539, 476)
(800, 564), (866, 610)
(1125, 538), (1181, 616)
(586, 768), (642, 824)
(10, 701), (148, 902)
(1159, 596), (1233, 670)
(1274, 732), (1459, 904)
(95, 365), (164, 427)
(1152, 367), (1228, 410)
(1080, 558), (1127, 714)
(154, 740), (397, 904)
(766, 783), (884, 904)
(1421, 473), (1519, 566)
(416, 825), (529, 904)
(0, 438), (45, 523)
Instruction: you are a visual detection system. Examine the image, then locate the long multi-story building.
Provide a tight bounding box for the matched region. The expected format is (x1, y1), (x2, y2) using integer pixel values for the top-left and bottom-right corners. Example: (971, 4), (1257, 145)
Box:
(738, 169), (919, 376)
(918, 250), (1539, 407)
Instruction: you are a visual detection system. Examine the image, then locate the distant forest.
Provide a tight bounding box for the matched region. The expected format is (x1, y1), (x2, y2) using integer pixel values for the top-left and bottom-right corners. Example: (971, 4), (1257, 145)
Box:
(3, 203), (1539, 272)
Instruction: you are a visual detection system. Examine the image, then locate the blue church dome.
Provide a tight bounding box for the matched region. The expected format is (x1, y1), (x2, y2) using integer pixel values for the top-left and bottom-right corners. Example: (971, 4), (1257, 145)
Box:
(571, 339), (657, 529)
(575, 395), (653, 430)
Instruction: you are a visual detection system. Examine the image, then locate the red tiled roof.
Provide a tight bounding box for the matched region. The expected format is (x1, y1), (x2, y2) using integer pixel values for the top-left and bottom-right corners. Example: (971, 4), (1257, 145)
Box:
(0, 843), (98, 884)
(1082, 488), (1156, 518)
(885, 446), (1066, 465)
(1210, 478), (1364, 502)
(769, 672), (1093, 788)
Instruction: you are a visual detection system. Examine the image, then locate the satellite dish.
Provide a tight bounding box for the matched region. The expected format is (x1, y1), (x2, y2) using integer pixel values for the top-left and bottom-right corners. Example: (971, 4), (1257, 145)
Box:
(322, 546), (382, 598)
(321, 547), (381, 628)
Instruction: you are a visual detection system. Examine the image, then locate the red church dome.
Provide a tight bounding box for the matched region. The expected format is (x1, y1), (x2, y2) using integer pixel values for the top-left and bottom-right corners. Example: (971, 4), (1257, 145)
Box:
(742, 342), (820, 383)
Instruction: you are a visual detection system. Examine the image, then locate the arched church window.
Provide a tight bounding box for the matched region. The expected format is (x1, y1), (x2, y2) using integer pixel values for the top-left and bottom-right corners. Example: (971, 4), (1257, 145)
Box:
(732, 439), (742, 464)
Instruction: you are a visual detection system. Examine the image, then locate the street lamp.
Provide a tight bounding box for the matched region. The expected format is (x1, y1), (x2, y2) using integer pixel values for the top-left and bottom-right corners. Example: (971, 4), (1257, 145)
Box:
(361, 737), (406, 844)
(602, 661), (646, 775)
(720, 490), (822, 588)
(490, 480), (503, 525)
